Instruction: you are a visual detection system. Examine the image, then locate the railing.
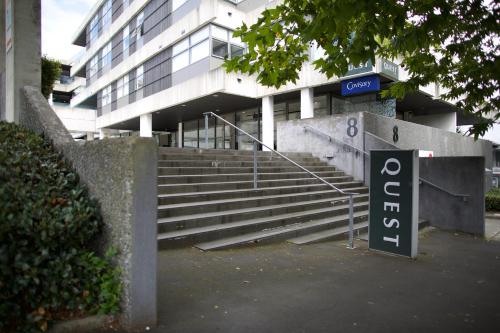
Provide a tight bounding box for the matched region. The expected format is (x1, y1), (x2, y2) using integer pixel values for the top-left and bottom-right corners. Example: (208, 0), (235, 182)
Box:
(302, 125), (470, 201)
(203, 112), (359, 249)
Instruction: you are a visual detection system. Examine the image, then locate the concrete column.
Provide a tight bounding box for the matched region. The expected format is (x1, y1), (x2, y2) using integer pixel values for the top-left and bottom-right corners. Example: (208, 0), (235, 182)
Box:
(4, 0), (41, 123)
(177, 122), (183, 148)
(140, 114), (152, 137)
(261, 95), (274, 151)
(99, 129), (107, 140)
(86, 132), (94, 141)
(300, 88), (314, 119)
(0, 0), (5, 120)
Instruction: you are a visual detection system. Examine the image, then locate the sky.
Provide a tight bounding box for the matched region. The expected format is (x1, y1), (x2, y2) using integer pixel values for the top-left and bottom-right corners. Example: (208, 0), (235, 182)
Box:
(42, 0), (97, 63)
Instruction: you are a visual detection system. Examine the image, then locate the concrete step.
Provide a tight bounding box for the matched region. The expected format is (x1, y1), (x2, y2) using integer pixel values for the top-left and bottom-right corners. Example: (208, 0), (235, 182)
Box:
(288, 222), (370, 245)
(158, 201), (369, 248)
(157, 171), (346, 184)
(158, 153), (320, 163)
(157, 195), (369, 234)
(157, 176), (358, 194)
(158, 187), (368, 218)
(158, 147), (313, 158)
(158, 159), (330, 168)
(157, 165), (337, 175)
(157, 185), (368, 206)
(195, 212), (370, 251)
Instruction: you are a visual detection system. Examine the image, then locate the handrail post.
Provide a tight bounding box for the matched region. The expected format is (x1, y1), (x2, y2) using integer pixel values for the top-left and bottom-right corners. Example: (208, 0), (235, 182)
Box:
(253, 141), (258, 189)
(347, 194), (354, 249)
(204, 113), (209, 149)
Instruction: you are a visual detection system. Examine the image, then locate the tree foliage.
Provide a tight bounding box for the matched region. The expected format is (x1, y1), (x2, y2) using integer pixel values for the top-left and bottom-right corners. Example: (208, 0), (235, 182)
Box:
(41, 56), (61, 99)
(225, 0), (499, 138)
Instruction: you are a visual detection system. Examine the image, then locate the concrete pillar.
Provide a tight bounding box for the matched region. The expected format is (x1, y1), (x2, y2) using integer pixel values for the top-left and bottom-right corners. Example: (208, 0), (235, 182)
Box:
(4, 0), (41, 123)
(140, 114), (152, 137)
(177, 122), (183, 148)
(0, 0), (5, 120)
(86, 132), (94, 141)
(300, 88), (314, 119)
(262, 95), (274, 151)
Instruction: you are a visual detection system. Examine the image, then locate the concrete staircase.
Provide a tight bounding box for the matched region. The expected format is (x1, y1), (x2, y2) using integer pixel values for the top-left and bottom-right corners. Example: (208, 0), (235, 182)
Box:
(157, 147), (370, 250)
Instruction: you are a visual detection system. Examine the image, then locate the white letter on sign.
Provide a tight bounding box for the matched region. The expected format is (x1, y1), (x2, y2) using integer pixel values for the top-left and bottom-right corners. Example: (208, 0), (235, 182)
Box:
(381, 158), (401, 176)
(383, 235), (400, 247)
(384, 182), (400, 197)
(383, 218), (400, 229)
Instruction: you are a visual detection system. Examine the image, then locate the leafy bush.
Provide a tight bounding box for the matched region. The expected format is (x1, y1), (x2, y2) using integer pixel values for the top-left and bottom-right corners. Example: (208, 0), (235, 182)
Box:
(41, 56), (61, 99)
(0, 121), (121, 332)
(485, 187), (500, 211)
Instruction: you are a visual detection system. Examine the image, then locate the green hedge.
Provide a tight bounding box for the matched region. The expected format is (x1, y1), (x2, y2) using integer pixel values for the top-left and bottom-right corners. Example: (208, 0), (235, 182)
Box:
(485, 187), (500, 211)
(0, 121), (120, 333)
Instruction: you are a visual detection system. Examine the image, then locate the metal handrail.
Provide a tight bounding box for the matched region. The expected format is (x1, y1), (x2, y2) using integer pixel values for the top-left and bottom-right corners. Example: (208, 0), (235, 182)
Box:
(203, 112), (359, 249)
(303, 125), (369, 157)
(364, 131), (470, 201)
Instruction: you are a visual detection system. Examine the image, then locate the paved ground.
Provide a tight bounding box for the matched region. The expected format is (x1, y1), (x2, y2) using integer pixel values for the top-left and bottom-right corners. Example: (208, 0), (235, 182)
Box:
(128, 223), (500, 333)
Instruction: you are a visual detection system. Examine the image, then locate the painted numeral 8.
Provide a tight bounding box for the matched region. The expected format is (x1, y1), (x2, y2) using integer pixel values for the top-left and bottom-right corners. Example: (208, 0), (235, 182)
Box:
(347, 117), (358, 138)
(393, 126), (399, 143)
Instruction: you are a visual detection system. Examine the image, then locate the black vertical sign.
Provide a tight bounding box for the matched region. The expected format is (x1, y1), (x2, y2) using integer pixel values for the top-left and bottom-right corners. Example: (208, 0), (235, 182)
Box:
(369, 150), (419, 258)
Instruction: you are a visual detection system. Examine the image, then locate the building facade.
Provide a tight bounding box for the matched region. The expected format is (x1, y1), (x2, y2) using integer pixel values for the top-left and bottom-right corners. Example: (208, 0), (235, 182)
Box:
(70, 0), (464, 149)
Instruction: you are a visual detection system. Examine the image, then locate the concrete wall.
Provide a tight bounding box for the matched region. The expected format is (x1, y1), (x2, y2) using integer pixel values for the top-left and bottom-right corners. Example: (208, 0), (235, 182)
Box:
(5, 0), (41, 123)
(419, 157), (485, 235)
(21, 86), (157, 330)
(53, 106), (97, 133)
(277, 113), (366, 182)
(410, 112), (457, 132)
(277, 111), (493, 188)
(0, 0), (5, 120)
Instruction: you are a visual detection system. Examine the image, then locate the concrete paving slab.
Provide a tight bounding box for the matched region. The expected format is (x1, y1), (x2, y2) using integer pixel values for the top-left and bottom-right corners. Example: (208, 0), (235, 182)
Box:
(100, 229), (500, 333)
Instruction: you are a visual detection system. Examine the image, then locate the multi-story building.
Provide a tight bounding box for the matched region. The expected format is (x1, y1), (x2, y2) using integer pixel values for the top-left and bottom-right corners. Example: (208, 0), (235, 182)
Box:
(49, 61), (97, 139)
(69, 0), (467, 149)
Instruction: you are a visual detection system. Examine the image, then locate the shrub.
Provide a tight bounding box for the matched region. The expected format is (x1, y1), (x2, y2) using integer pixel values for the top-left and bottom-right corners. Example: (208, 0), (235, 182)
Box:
(485, 187), (500, 211)
(0, 121), (120, 332)
(41, 56), (61, 99)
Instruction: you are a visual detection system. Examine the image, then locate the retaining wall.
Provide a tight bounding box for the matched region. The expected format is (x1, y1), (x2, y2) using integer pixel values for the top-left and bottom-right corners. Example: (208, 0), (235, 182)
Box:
(21, 86), (157, 330)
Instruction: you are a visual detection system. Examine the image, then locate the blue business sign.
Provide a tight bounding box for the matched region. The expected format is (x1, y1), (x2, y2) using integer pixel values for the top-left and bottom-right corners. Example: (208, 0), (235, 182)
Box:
(341, 75), (380, 96)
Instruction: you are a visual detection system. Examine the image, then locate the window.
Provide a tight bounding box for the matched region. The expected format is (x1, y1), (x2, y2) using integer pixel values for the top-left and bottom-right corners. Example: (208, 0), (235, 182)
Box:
(123, 25), (130, 53)
(172, 50), (189, 72)
(101, 42), (112, 69)
(191, 40), (209, 63)
(101, 85), (112, 106)
(89, 15), (99, 43)
(135, 66), (144, 90)
(136, 11), (144, 40)
(117, 74), (129, 99)
(89, 55), (99, 77)
(172, 27), (211, 72)
(102, 0), (112, 31)
(212, 39), (228, 58)
(173, 0), (188, 11)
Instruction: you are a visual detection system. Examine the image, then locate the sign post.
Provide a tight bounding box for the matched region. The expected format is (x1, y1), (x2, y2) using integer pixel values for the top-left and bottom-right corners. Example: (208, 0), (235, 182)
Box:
(369, 150), (419, 258)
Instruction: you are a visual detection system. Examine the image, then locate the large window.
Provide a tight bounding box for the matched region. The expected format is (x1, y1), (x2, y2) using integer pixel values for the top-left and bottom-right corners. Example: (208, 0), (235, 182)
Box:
(172, 26), (210, 72)
(123, 25), (130, 56)
(101, 42), (112, 69)
(136, 11), (145, 40)
(89, 15), (99, 43)
(135, 65), (144, 90)
(211, 25), (245, 59)
(89, 54), (99, 78)
(101, 85), (112, 107)
(102, 0), (112, 31)
(117, 74), (129, 99)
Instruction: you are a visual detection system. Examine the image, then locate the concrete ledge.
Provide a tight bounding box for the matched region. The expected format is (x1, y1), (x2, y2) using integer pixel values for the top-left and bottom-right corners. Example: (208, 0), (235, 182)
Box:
(48, 315), (115, 333)
(21, 86), (157, 330)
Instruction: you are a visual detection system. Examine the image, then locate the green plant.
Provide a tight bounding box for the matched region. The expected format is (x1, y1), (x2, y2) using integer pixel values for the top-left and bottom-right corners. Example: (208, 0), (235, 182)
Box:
(41, 56), (61, 99)
(0, 121), (121, 332)
(485, 187), (500, 211)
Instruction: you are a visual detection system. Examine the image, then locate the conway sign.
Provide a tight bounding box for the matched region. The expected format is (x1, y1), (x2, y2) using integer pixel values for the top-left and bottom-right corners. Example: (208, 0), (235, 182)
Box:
(369, 150), (419, 258)
(341, 74), (380, 96)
